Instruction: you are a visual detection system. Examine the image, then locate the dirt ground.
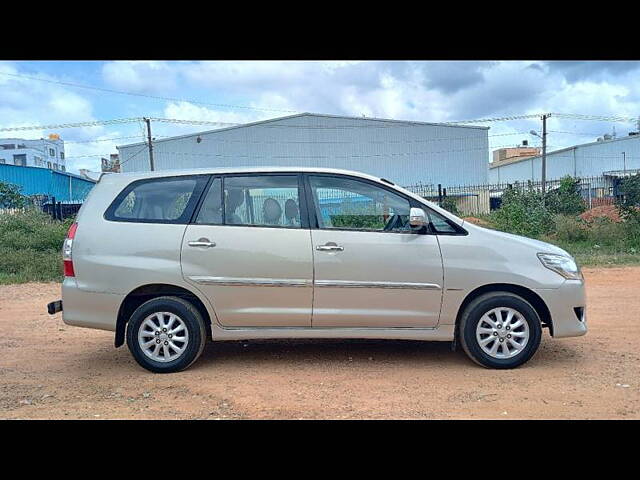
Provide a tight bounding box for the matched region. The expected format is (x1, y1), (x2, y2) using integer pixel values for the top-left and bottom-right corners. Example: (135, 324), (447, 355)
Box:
(1, 267), (638, 420)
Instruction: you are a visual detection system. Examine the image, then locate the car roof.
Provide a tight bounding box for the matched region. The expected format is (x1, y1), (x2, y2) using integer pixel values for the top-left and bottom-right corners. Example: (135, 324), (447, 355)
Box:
(102, 166), (387, 183)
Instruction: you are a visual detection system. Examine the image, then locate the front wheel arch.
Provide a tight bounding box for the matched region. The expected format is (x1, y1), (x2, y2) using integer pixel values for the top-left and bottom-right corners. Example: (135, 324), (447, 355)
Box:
(454, 283), (553, 344)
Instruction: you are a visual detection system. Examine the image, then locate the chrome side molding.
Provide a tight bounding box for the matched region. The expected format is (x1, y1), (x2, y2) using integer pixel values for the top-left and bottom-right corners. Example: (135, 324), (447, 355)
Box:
(188, 276), (441, 290)
(188, 276), (311, 287)
(315, 280), (441, 290)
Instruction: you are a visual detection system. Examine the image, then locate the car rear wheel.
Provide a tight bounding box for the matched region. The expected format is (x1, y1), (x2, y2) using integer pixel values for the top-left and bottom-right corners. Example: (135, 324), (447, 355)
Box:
(126, 296), (206, 373)
(459, 292), (542, 369)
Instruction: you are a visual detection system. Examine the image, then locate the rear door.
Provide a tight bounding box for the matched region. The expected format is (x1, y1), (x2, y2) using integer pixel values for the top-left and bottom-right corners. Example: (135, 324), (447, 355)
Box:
(181, 174), (314, 327)
(306, 174), (444, 328)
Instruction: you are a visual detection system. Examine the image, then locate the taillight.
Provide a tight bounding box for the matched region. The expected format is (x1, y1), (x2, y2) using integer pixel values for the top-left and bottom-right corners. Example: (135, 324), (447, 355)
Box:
(63, 222), (78, 277)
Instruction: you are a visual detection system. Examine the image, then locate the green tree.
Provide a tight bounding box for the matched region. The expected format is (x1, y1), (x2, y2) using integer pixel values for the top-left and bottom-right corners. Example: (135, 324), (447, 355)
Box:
(492, 182), (553, 237)
(545, 175), (586, 215)
(440, 196), (461, 216)
(0, 181), (27, 209)
(618, 173), (640, 209)
(617, 173), (640, 248)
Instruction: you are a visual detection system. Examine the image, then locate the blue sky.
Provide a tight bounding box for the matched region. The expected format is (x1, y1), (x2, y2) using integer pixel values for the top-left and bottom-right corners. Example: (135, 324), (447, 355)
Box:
(2, 60), (640, 173)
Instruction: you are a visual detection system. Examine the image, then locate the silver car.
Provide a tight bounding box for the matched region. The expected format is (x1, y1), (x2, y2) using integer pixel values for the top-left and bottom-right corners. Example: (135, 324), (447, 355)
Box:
(48, 167), (587, 373)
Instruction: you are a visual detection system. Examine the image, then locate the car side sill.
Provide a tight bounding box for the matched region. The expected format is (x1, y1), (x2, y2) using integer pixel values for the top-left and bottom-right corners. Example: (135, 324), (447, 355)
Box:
(210, 324), (455, 342)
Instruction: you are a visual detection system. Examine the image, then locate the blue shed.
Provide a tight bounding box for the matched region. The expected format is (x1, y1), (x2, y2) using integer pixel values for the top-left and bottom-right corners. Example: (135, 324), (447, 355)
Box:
(0, 163), (96, 202)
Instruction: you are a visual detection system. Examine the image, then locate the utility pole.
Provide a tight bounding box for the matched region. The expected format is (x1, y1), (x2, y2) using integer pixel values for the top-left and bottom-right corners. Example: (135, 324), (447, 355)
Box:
(541, 113), (548, 194)
(623, 151), (626, 176)
(144, 117), (155, 171)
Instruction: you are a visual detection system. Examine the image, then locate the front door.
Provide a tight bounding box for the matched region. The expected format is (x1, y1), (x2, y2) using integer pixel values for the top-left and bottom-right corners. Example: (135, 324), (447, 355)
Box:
(307, 174), (444, 328)
(181, 174), (313, 327)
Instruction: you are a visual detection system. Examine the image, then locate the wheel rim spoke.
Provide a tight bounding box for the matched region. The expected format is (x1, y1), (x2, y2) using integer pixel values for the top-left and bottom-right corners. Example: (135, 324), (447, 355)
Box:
(479, 336), (494, 346)
(138, 312), (189, 363)
(475, 307), (530, 359)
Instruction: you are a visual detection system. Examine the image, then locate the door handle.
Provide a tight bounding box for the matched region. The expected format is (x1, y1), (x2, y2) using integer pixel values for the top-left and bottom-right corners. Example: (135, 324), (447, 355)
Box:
(188, 238), (216, 248)
(316, 243), (344, 252)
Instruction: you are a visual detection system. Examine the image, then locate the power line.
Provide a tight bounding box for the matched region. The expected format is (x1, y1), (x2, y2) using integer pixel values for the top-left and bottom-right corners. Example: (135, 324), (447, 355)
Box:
(64, 135), (160, 144)
(0, 71), (300, 114)
(445, 114), (543, 124)
(0, 117), (143, 133)
(552, 112), (639, 123)
(0, 117), (240, 133)
(151, 118), (240, 127)
(117, 144), (151, 167)
(5, 112), (636, 135)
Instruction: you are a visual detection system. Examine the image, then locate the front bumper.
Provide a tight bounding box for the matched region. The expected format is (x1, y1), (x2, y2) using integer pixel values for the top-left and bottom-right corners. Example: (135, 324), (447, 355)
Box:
(535, 279), (587, 338)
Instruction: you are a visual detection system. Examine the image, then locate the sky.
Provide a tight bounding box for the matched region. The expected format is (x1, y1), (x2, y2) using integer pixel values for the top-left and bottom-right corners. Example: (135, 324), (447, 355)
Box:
(1, 60), (640, 174)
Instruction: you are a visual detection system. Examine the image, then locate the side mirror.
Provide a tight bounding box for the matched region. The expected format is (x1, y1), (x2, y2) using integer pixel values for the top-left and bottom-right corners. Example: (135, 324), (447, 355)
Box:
(409, 207), (427, 228)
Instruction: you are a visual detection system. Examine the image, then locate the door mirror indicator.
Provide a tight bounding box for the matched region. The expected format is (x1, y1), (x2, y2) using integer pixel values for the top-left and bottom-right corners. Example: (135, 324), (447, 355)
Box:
(409, 207), (427, 228)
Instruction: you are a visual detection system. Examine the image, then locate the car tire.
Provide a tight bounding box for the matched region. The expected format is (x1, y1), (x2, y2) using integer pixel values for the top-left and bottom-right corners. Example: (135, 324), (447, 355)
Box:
(459, 291), (542, 369)
(126, 296), (207, 373)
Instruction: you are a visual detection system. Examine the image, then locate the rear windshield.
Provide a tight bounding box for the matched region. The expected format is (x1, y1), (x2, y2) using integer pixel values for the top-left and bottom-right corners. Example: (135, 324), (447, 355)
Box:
(105, 176), (206, 223)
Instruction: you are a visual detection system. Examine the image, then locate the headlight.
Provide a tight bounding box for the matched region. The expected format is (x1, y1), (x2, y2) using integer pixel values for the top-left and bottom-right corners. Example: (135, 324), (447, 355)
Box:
(537, 253), (582, 280)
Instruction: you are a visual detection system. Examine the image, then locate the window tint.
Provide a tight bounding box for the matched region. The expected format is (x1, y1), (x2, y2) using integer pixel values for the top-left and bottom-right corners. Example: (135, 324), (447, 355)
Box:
(224, 175), (301, 228)
(195, 178), (222, 224)
(309, 176), (411, 232)
(111, 177), (199, 222)
(427, 209), (458, 234)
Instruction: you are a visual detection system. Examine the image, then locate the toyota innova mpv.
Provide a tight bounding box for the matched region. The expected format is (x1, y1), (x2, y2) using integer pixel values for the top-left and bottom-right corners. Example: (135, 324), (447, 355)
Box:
(47, 167), (587, 373)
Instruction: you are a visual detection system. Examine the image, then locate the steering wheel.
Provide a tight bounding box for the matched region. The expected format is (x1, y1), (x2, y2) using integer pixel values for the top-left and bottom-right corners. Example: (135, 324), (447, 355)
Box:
(383, 214), (403, 231)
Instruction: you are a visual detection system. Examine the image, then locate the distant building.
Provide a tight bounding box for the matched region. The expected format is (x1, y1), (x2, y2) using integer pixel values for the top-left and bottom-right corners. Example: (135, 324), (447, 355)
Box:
(0, 134), (66, 171)
(117, 113), (490, 187)
(101, 153), (120, 173)
(491, 143), (541, 167)
(489, 134), (640, 184)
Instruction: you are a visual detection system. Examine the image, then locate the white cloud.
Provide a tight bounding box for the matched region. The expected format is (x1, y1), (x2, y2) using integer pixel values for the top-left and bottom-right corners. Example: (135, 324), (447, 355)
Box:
(102, 61), (179, 94)
(0, 62), (120, 172)
(4, 60), (640, 174)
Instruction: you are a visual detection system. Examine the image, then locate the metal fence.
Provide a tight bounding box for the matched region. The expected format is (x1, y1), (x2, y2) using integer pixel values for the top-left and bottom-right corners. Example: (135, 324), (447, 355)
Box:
(403, 175), (621, 216)
(1, 175), (629, 221)
(0, 195), (84, 221)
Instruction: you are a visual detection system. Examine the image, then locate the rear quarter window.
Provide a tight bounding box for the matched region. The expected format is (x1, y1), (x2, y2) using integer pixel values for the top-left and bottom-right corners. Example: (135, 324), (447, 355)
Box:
(105, 175), (208, 223)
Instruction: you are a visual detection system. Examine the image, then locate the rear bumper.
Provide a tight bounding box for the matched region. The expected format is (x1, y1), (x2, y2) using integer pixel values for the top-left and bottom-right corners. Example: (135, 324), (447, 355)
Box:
(535, 279), (587, 338)
(61, 278), (124, 332)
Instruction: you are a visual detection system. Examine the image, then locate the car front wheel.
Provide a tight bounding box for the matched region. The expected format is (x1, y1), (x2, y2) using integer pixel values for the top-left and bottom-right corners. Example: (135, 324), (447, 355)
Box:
(459, 292), (542, 369)
(126, 296), (207, 373)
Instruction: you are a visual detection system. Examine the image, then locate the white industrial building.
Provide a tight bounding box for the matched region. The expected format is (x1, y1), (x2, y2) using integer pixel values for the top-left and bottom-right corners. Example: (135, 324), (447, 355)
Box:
(117, 113), (489, 188)
(0, 135), (66, 171)
(489, 133), (640, 184)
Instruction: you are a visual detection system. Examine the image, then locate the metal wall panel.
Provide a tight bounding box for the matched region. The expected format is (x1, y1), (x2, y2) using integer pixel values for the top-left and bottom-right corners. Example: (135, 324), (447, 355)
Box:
(0, 164), (95, 202)
(119, 114), (489, 187)
(490, 135), (640, 183)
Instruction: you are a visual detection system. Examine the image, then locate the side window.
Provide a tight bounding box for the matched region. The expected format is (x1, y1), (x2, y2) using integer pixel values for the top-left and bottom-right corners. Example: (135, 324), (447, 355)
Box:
(107, 176), (204, 223)
(224, 175), (301, 228)
(195, 178), (222, 224)
(427, 208), (459, 234)
(309, 175), (411, 232)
